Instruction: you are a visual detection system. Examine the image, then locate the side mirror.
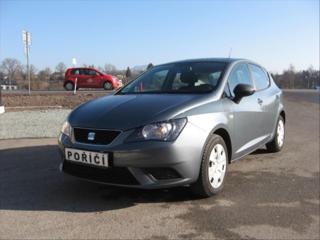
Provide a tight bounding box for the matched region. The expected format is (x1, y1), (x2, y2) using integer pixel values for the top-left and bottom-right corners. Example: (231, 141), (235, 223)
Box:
(233, 84), (255, 103)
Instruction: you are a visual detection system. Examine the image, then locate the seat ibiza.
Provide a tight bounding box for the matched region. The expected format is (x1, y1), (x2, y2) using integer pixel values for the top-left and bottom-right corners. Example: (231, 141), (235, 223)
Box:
(58, 58), (285, 197)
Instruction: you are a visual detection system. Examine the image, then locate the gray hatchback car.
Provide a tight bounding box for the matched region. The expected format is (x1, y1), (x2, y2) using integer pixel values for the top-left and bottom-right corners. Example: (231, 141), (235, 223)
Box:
(58, 58), (285, 197)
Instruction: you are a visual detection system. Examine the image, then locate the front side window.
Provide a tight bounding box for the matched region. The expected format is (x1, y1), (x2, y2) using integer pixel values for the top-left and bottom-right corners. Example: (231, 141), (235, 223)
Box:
(228, 63), (252, 95)
(249, 64), (270, 90)
(88, 70), (97, 76)
(119, 62), (226, 94)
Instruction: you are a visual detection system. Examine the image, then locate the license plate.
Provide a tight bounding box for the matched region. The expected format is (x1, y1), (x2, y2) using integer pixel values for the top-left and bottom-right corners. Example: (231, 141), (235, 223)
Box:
(65, 148), (109, 168)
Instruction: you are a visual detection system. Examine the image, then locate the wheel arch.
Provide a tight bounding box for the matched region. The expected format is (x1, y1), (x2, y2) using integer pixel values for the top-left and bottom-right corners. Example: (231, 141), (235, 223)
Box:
(213, 128), (232, 163)
(64, 80), (74, 86)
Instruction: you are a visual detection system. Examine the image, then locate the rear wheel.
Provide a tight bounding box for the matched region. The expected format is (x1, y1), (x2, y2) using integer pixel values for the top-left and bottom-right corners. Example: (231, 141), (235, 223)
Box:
(191, 134), (228, 198)
(103, 81), (113, 90)
(64, 82), (74, 91)
(266, 116), (285, 152)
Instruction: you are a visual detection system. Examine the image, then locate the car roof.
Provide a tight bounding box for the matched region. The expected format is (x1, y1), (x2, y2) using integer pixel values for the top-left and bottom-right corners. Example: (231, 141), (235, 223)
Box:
(67, 67), (99, 70)
(157, 58), (245, 66)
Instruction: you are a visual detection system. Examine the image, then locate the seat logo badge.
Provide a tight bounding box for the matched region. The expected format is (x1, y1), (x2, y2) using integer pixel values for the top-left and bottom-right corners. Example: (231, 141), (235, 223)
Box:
(88, 132), (95, 141)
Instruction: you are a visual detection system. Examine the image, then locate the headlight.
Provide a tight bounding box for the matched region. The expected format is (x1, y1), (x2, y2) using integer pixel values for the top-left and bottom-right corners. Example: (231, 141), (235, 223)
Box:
(61, 121), (72, 137)
(126, 118), (187, 142)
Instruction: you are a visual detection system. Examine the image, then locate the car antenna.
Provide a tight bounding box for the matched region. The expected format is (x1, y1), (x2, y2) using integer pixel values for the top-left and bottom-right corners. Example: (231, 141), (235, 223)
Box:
(228, 47), (232, 58)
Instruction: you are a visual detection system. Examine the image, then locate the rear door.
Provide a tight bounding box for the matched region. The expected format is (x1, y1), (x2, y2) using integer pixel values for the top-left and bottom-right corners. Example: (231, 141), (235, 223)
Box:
(227, 63), (266, 158)
(77, 69), (89, 88)
(248, 64), (277, 136)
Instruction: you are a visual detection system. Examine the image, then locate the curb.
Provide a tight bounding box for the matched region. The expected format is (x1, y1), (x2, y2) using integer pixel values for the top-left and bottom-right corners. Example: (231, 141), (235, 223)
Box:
(0, 105), (5, 114)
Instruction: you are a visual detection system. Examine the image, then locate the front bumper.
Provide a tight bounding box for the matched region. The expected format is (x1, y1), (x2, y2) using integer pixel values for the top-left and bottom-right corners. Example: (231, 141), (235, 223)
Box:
(58, 122), (208, 189)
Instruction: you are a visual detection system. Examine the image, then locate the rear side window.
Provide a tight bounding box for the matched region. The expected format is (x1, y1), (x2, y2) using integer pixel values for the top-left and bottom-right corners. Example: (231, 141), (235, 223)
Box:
(71, 69), (80, 75)
(228, 63), (252, 95)
(249, 64), (270, 90)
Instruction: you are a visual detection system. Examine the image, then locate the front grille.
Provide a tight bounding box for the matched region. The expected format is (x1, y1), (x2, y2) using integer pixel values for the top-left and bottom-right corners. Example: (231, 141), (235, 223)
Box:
(73, 128), (120, 145)
(63, 161), (139, 185)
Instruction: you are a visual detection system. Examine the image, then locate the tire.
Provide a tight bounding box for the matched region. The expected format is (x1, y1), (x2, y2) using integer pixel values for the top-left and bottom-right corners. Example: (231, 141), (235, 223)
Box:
(103, 81), (113, 90)
(266, 115), (285, 152)
(191, 134), (228, 198)
(64, 82), (74, 91)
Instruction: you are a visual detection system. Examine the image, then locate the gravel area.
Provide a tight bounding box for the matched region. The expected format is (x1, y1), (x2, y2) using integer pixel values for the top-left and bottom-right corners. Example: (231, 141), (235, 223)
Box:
(2, 92), (108, 110)
(0, 109), (71, 139)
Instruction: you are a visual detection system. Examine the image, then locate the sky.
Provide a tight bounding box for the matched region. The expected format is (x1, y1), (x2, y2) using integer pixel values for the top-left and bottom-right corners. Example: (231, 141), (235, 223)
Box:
(0, 0), (319, 73)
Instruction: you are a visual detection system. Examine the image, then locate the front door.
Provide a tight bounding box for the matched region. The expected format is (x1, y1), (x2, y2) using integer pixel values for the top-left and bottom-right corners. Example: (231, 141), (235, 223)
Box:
(86, 69), (100, 88)
(248, 64), (278, 137)
(227, 63), (266, 159)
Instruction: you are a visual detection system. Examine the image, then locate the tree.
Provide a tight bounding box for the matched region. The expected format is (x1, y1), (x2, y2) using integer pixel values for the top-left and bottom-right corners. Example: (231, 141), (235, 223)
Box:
(126, 67), (131, 77)
(0, 58), (22, 82)
(147, 63), (154, 70)
(125, 67), (132, 78)
(0, 70), (5, 80)
(104, 63), (117, 74)
(55, 62), (67, 80)
(38, 67), (52, 82)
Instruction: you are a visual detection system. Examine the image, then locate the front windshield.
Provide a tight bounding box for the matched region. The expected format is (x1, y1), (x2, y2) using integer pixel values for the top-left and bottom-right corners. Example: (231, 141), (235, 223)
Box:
(119, 62), (226, 94)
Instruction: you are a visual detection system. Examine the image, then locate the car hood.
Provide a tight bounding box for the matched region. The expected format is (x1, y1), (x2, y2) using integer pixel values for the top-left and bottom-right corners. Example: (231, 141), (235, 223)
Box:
(68, 94), (204, 130)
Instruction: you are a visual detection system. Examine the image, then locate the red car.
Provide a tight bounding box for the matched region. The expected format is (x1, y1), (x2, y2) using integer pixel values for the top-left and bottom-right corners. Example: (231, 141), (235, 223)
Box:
(64, 67), (122, 91)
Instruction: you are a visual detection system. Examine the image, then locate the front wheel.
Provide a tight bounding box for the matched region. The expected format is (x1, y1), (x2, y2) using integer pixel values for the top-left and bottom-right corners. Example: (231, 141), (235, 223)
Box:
(103, 81), (113, 90)
(266, 115), (285, 152)
(191, 134), (228, 198)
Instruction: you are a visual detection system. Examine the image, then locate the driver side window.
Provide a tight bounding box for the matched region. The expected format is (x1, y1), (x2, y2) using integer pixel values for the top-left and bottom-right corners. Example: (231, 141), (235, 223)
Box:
(228, 63), (252, 96)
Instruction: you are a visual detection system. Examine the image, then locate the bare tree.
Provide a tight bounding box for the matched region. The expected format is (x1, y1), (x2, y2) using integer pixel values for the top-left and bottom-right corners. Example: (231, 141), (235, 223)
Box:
(273, 64), (320, 89)
(147, 63), (154, 70)
(38, 67), (52, 81)
(104, 63), (117, 74)
(55, 62), (67, 80)
(29, 64), (38, 80)
(0, 58), (22, 83)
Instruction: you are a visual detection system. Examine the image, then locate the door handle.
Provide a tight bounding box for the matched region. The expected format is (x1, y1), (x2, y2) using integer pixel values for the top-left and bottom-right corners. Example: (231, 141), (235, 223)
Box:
(257, 98), (263, 105)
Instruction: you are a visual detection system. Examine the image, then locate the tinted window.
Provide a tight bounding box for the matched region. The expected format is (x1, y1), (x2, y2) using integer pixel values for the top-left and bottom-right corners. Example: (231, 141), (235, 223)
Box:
(79, 69), (87, 75)
(133, 69), (169, 93)
(119, 62), (226, 94)
(88, 70), (97, 76)
(249, 64), (269, 90)
(228, 63), (252, 95)
(171, 66), (223, 91)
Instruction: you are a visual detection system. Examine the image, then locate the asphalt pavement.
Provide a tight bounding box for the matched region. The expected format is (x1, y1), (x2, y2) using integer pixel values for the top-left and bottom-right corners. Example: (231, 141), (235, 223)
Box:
(0, 91), (319, 239)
